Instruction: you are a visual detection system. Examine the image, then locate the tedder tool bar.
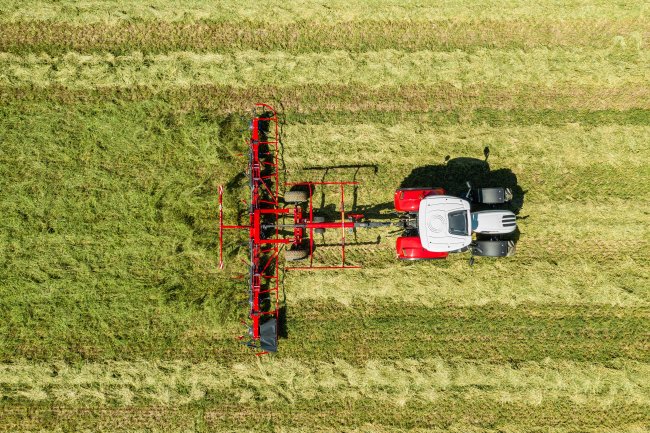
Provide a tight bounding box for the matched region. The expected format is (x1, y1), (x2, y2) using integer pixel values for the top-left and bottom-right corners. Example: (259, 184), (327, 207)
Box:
(218, 103), (390, 355)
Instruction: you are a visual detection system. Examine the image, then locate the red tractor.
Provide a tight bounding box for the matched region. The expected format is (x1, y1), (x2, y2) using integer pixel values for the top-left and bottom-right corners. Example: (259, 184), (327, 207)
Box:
(394, 184), (517, 260)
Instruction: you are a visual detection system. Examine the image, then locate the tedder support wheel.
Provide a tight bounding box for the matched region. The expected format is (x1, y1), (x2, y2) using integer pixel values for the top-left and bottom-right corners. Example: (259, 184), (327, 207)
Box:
(285, 249), (308, 261)
(313, 216), (325, 234)
(284, 191), (308, 204)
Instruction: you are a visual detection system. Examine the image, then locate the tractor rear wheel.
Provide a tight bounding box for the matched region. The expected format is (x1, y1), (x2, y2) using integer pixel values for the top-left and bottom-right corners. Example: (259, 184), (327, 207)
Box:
(284, 191), (308, 204)
(285, 249), (308, 261)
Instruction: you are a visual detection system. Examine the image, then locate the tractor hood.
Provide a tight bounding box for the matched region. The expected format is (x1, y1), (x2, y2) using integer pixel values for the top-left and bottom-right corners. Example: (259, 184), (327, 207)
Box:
(418, 195), (472, 252)
(471, 210), (517, 235)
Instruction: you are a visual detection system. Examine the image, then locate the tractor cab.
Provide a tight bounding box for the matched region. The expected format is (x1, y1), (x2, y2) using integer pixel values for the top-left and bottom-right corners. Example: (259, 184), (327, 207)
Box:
(418, 195), (472, 252)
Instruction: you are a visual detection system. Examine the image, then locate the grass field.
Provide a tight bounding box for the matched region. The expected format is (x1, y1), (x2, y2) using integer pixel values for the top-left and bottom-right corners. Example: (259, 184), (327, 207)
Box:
(0, 1), (649, 431)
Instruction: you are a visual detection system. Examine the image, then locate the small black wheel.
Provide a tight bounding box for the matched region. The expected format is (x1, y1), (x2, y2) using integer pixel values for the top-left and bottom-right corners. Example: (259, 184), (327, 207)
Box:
(285, 249), (308, 261)
(284, 190), (308, 204)
(473, 240), (516, 257)
(312, 216), (325, 234)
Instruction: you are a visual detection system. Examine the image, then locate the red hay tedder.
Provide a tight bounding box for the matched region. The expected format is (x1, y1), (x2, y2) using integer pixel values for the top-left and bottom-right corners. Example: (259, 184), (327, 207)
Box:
(218, 104), (390, 354)
(219, 104), (518, 355)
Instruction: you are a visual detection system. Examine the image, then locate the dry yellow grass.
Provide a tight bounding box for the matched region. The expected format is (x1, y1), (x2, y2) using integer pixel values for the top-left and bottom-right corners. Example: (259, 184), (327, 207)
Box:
(1, 0), (647, 23)
(2, 358), (647, 407)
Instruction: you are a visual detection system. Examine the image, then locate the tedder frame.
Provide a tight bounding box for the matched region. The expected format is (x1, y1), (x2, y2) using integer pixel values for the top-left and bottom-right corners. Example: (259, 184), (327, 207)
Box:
(218, 104), (389, 355)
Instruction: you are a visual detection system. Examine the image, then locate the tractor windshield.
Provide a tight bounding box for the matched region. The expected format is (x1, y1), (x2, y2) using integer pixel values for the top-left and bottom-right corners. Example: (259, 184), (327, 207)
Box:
(448, 210), (469, 236)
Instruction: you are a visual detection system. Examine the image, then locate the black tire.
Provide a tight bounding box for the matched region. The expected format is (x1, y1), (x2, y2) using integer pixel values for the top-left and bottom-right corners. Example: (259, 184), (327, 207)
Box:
(285, 249), (308, 261)
(284, 191), (308, 204)
(312, 216), (325, 234)
(473, 240), (515, 257)
(476, 187), (507, 204)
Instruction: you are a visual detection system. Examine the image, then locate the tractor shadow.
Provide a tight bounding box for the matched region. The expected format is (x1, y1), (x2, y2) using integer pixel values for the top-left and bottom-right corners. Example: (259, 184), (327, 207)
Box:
(400, 150), (526, 215)
(399, 149), (526, 244)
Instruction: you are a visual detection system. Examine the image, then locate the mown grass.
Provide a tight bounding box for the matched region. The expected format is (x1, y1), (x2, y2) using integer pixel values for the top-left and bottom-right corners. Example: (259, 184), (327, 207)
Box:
(1, 100), (648, 366)
(1, 19), (648, 54)
(1, 49), (648, 89)
(0, 100), (250, 362)
(2, 358), (648, 407)
(1, 0), (646, 23)
(1, 1), (649, 430)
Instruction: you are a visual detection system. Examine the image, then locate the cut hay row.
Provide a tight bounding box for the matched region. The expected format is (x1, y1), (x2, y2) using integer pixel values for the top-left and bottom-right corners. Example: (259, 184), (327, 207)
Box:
(285, 251), (648, 307)
(1, 49), (648, 89)
(0, 19), (647, 54)
(0, 0), (644, 23)
(1, 358), (647, 407)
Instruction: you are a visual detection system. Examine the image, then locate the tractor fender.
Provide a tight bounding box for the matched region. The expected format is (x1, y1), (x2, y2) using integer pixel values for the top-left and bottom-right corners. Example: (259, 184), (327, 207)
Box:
(394, 188), (446, 212)
(396, 236), (448, 260)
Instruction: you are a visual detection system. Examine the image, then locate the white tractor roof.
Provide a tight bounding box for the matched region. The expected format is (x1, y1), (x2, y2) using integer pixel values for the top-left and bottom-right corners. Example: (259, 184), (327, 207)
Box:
(418, 195), (472, 252)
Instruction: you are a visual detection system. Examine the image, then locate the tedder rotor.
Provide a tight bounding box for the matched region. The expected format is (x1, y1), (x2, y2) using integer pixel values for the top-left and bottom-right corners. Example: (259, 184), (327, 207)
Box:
(218, 104), (390, 355)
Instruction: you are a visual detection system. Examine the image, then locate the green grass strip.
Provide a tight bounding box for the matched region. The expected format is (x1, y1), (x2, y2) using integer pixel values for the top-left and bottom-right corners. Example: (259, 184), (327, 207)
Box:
(281, 302), (650, 364)
(1, 398), (648, 432)
(1, 84), (650, 112)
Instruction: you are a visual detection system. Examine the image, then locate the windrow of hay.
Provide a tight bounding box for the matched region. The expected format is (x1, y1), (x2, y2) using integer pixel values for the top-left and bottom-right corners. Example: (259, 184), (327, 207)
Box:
(0, 0), (646, 23)
(0, 19), (647, 54)
(1, 49), (648, 89)
(1, 358), (647, 407)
